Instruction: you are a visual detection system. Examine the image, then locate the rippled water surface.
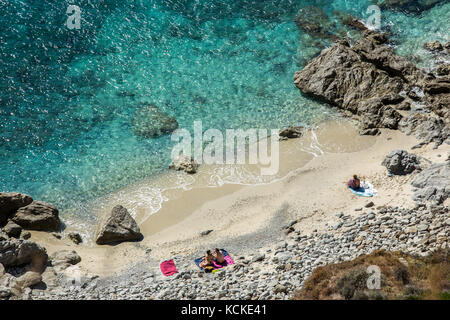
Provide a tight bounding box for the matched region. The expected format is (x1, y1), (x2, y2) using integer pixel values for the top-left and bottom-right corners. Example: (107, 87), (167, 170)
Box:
(1, 0), (449, 218)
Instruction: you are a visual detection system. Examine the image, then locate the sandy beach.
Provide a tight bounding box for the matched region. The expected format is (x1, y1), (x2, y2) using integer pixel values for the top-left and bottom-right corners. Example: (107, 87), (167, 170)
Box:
(26, 118), (449, 277)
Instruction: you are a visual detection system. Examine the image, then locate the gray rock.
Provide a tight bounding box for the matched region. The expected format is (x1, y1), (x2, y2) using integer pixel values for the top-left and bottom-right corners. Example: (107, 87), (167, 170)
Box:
(200, 230), (213, 237)
(11, 201), (60, 231)
(424, 40), (443, 52)
(412, 162), (450, 204)
(21, 231), (31, 240)
(0, 192), (33, 224)
(96, 205), (141, 245)
(0, 237), (47, 271)
(279, 126), (303, 139)
(50, 250), (81, 271)
(131, 104), (178, 138)
(382, 150), (421, 175)
(3, 220), (22, 238)
(68, 232), (82, 245)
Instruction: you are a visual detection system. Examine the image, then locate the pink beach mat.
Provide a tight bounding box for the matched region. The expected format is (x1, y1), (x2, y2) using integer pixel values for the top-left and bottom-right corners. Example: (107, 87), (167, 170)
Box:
(160, 259), (179, 276)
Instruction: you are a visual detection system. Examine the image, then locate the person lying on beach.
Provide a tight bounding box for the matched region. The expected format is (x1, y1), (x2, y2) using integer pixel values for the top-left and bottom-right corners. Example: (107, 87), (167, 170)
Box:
(213, 248), (225, 264)
(347, 174), (361, 190)
(199, 250), (214, 268)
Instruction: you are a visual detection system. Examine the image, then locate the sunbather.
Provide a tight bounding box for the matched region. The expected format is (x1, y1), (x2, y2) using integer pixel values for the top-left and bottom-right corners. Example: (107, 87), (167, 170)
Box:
(347, 174), (361, 190)
(213, 248), (225, 264)
(199, 250), (214, 268)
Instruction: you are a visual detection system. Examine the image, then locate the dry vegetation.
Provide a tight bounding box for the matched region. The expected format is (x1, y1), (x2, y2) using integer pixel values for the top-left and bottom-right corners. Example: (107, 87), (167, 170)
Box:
(293, 249), (450, 300)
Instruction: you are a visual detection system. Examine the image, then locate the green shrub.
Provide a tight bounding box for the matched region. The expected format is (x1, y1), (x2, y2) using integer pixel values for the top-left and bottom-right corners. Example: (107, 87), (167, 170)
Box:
(337, 268), (369, 300)
(393, 265), (410, 285)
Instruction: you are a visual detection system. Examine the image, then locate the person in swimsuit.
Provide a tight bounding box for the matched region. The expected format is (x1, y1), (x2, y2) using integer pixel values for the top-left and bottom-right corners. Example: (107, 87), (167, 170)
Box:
(199, 250), (214, 268)
(213, 248), (225, 264)
(347, 174), (361, 190)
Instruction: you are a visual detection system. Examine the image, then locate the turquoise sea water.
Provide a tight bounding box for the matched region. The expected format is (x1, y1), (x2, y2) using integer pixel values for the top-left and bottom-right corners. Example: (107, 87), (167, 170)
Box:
(1, 1), (449, 220)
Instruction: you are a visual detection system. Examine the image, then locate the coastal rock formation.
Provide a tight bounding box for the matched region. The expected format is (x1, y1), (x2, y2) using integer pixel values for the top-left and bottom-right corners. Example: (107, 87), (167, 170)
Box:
(96, 205), (141, 245)
(412, 162), (450, 204)
(382, 150), (421, 175)
(169, 155), (199, 174)
(131, 104), (178, 138)
(294, 31), (449, 145)
(0, 233), (47, 271)
(0, 193), (33, 224)
(279, 126), (303, 139)
(11, 201), (60, 232)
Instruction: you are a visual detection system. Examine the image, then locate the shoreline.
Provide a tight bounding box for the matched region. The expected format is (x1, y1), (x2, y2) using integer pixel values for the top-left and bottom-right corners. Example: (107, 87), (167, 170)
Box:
(25, 118), (448, 278)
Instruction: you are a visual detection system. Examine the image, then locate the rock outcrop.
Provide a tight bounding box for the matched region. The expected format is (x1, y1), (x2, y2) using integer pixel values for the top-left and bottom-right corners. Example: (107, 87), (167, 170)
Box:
(0, 232), (47, 271)
(0, 193), (33, 224)
(412, 162), (450, 204)
(382, 150), (421, 175)
(11, 201), (60, 232)
(96, 205), (142, 245)
(169, 155), (199, 174)
(131, 104), (178, 138)
(294, 31), (449, 146)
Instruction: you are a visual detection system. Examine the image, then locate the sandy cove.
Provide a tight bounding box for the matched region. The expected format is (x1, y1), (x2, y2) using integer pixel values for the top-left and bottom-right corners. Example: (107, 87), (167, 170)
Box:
(26, 118), (449, 278)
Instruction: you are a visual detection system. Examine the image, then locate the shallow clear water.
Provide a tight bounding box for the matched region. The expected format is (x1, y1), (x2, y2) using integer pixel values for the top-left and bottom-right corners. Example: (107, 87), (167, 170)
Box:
(1, 0), (449, 219)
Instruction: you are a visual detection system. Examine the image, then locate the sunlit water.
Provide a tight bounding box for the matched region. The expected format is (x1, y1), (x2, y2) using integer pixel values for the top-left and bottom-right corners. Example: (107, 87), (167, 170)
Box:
(1, 0), (449, 222)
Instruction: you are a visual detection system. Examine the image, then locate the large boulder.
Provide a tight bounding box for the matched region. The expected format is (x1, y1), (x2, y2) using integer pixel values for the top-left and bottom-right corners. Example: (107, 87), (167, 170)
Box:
(96, 205), (142, 245)
(0, 235), (47, 271)
(131, 104), (178, 138)
(11, 201), (60, 231)
(382, 150), (421, 175)
(169, 155), (199, 174)
(294, 31), (449, 146)
(412, 162), (450, 204)
(0, 193), (33, 224)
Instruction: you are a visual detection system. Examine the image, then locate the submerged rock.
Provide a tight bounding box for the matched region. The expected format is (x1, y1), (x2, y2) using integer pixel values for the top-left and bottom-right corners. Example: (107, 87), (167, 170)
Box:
(382, 150), (421, 175)
(0, 192), (33, 224)
(131, 104), (178, 138)
(372, 0), (442, 14)
(169, 155), (199, 174)
(96, 205), (142, 245)
(11, 201), (60, 232)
